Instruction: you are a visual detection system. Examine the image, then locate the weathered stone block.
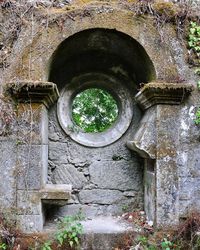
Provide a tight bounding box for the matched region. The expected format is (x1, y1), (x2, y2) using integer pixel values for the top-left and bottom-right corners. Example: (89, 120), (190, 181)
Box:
(54, 204), (106, 218)
(179, 177), (196, 200)
(179, 199), (194, 217)
(106, 196), (143, 214)
(17, 145), (48, 190)
(49, 138), (134, 165)
(17, 190), (41, 215)
(187, 146), (200, 176)
(79, 189), (124, 205)
(81, 230), (135, 250)
(89, 161), (142, 191)
(177, 151), (189, 177)
(17, 214), (43, 232)
(49, 142), (69, 164)
(17, 103), (48, 145)
(0, 141), (17, 209)
(144, 162), (155, 222)
(52, 164), (87, 189)
(156, 159), (179, 227)
(66, 194), (79, 204)
(178, 106), (195, 144)
(156, 106), (179, 160)
(50, 197), (142, 219)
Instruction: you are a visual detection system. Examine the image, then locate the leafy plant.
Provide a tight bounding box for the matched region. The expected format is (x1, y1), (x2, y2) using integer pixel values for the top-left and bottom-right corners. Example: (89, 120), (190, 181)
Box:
(138, 236), (148, 245)
(188, 21), (200, 85)
(121, 204), (129, 213)
(188, 21), (200, 53)
(161, 238), (173, 250)
(55, 213), (84, 248)
(188, 21), (200, 125)
(134, 236), (157, 250)
(0, 243), (7, 250)
(133, 235), (177, 250)
(194, 108), (200, 125)
(41, 241), (52, 250)
(197, 80), (200, 90)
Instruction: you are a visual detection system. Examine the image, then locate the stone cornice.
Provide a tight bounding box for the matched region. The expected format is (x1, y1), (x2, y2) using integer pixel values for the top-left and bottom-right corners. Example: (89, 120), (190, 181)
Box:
(4, 81), (59, 108)
(135, 82), (194, 110)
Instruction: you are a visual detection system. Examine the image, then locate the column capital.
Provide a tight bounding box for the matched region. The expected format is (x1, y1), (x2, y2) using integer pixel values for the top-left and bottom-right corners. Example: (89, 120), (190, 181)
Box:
(135, 82), (194, 110)
(4, 81), (59, 108)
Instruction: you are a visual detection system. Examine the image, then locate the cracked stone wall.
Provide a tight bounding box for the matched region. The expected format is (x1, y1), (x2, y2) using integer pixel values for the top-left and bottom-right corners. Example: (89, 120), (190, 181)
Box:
(47, 101), (144, 218)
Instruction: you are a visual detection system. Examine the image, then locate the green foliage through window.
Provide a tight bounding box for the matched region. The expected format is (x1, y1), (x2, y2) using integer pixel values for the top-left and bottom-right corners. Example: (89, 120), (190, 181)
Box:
(72, 88), (119, 133)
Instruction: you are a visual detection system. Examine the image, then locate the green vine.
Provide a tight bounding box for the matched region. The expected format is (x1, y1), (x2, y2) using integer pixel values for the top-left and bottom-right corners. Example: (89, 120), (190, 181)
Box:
(188, 21), (200, 81)
(188, 21), (200, 125)
(194, 108), (200, 125)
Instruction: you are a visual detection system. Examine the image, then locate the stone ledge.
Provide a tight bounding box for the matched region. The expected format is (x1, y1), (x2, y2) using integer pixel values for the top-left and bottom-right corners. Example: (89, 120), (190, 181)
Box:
(135, 82), (194, 110)
(4, 81), (59, 108)
(40, 184), (72, 206)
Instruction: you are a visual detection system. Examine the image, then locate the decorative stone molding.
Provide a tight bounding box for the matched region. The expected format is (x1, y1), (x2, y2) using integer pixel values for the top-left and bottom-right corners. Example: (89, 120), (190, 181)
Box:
(135, 82), (194, 110)
(4, 81), (59, 108)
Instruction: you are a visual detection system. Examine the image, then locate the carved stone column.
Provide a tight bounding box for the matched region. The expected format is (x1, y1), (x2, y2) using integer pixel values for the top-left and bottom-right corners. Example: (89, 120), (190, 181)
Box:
(127, 82), (193, 227)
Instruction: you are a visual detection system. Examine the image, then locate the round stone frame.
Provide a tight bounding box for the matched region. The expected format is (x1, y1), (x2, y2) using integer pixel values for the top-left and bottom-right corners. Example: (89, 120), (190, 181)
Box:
(57, 73), (133, 147)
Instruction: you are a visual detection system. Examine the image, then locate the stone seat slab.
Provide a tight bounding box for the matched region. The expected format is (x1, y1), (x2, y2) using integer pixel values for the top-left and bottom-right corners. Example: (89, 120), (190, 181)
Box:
(40, 184), (72, 206)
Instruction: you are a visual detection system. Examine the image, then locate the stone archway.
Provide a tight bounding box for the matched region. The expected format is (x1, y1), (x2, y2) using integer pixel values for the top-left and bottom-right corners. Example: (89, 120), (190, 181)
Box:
(46, 28), (156, 220)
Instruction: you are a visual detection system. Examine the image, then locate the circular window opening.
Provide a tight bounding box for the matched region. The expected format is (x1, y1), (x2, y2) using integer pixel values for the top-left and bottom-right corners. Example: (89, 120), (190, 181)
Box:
(72, 88), (119, 133)
(57, 73), (133, 147)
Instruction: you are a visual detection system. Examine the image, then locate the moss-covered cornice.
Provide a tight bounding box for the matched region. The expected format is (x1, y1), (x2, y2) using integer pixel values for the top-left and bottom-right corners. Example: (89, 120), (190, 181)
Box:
(4, 81), (59, 108)
(135, 82), (194, 110)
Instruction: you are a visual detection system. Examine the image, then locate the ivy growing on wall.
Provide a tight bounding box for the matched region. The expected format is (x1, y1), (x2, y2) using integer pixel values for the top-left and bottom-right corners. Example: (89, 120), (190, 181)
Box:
(188, 21), (200, 84)
(188, 21), (200, 124)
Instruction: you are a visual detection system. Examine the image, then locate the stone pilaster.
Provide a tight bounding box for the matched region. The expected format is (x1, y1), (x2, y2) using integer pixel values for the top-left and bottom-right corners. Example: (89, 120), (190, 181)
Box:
(5, 81), (71, 232)
(127, 82), (193, 227)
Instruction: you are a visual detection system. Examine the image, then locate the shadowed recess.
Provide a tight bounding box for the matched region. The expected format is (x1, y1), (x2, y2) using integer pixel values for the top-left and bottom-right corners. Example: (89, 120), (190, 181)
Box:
(48, 28), (156, 91)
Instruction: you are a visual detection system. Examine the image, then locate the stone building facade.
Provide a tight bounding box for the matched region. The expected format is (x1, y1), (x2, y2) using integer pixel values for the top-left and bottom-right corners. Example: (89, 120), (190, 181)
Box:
(0, 0), (200, 232)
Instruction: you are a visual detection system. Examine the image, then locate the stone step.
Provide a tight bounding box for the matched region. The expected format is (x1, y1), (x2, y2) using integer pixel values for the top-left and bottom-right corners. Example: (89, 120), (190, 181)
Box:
(44, 216), (138, 250)
(80, 217), (137, 250)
